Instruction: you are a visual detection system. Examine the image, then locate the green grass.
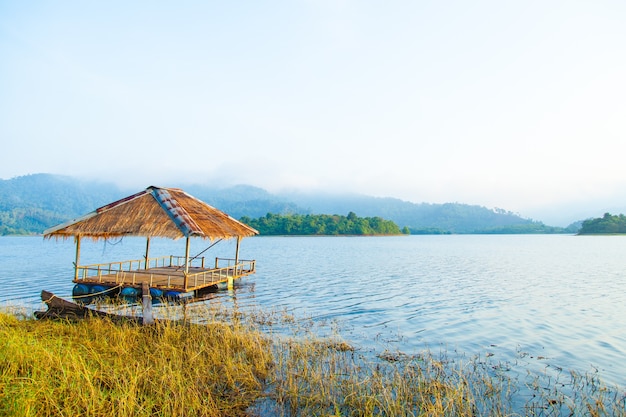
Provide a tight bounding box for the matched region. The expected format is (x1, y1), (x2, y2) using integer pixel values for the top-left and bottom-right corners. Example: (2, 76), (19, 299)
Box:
(1, 305), (624, 417)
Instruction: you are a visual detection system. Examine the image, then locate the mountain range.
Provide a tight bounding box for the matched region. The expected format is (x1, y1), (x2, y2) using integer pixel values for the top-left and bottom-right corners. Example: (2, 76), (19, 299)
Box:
(0, 174), (582, 235)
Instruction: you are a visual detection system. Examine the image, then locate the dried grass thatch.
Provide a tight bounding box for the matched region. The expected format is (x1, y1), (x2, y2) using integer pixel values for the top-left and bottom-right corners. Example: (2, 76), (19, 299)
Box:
(44, 186), (258, 241)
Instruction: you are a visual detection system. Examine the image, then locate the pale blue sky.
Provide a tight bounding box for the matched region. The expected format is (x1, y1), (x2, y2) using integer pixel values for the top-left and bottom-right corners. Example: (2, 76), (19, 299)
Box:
(1, 1), (625, 224)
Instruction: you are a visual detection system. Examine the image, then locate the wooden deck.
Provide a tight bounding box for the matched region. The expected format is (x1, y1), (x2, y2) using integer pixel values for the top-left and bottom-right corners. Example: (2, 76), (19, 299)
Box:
(74, 256), (256, 293)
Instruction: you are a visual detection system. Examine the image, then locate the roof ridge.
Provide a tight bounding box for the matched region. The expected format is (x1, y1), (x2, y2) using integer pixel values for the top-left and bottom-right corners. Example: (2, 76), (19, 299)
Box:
(150, 187), (204, 237)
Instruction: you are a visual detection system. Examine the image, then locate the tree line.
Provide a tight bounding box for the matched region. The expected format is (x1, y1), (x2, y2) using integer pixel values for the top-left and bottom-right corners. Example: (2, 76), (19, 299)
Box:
(240, 212), (408, 236)
(578, 213), (626, 234)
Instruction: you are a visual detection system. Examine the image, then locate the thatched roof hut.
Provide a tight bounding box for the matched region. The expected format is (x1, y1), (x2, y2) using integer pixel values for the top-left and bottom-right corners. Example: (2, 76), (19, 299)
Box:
(44, 186), (258, 286)
(44, 186), (258, 240)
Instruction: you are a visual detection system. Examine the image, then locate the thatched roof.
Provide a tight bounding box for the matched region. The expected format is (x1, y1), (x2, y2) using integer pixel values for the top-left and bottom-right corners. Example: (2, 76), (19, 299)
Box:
(44, 186), (258, 241)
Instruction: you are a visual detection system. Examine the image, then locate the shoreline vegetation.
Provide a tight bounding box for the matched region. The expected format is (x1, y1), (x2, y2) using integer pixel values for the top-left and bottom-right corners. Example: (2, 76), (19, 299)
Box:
(240, 212), (409, 236)
(578, 213), (626, 235)
(237, 213), (578, 236)
(1, 304), (624, 416)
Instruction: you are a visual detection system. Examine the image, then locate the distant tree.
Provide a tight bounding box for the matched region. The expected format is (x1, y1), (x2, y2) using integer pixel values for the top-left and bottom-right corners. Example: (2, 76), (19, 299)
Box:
(240, 213), (403, 236)
(579, 213), (626, 234)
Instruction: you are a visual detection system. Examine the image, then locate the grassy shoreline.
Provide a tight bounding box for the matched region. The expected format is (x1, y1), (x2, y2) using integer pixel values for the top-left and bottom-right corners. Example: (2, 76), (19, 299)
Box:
(1, 306), (624, 416)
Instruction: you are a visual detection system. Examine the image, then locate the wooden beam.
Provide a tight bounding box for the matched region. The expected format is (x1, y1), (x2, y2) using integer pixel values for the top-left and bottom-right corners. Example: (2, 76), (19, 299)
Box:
(144, 237), (151, 269)
(229, 236), (241, 290)
(235, 236), (241, 265)
(141, 282), (154, 325)
(74, 236), (81, 280)
(183, 236), (191, 289)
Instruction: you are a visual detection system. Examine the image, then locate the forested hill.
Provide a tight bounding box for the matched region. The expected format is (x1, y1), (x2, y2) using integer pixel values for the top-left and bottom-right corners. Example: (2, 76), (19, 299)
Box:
(0, 174), (124, 235)
(578, 213), (626, 234)
(1, 174), (576, 235)
(281, 192), (573, 234)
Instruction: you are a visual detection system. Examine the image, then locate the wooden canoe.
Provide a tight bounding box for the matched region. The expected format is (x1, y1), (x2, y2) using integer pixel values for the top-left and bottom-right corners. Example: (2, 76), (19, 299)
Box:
(35, 290), (143, 324)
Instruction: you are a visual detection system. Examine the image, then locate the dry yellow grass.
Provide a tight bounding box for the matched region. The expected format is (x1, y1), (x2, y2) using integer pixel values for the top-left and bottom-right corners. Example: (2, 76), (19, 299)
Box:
(0, 311), (271, 416)
(1, 305), (624, 417)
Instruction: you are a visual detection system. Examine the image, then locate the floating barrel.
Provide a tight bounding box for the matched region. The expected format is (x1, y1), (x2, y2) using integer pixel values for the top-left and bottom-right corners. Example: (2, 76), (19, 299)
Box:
(164, 290), (194, 301)
(164, 290), (181, 299)
(72, 284), (91, 297)
(89, 285), (108, 295)
(120, 287), (140, 299)
(149, 287), (163, 299)
(72, 284), (93, 304)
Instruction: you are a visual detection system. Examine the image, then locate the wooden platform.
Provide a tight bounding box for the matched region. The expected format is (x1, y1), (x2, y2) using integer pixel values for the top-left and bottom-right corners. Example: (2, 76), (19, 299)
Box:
(74, 257), (256, 293)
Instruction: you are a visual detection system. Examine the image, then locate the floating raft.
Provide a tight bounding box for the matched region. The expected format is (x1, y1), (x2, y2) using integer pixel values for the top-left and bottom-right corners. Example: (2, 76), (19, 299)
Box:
(43, 186), (259, 300)
(71, 255), (256, 300)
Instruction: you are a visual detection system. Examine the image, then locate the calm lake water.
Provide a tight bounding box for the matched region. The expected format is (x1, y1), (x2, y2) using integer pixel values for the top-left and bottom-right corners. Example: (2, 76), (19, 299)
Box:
(1, 234), (625, 390)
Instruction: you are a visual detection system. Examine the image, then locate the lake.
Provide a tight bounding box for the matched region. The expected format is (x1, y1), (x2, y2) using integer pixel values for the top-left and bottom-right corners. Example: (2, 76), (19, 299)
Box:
(1, 234), (625, 391)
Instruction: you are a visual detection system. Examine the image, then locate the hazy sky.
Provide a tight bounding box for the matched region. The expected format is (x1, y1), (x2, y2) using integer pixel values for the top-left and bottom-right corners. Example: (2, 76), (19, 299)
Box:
(1, 1), (625, 224)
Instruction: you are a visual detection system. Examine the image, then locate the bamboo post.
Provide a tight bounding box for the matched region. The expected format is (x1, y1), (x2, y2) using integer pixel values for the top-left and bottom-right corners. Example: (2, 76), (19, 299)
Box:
(229, 236), (241, 289)
(142, 282), (154, 325)
(144, 237), (151, 269)
(235, 236), (241, 265)
(74, 236), (81, 280)
(183, 236), (190, 290)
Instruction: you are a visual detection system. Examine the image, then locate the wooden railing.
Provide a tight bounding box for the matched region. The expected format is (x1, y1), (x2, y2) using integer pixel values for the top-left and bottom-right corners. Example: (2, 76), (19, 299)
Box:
(74, 256), (256, 291)
(185, 259), (256, 289)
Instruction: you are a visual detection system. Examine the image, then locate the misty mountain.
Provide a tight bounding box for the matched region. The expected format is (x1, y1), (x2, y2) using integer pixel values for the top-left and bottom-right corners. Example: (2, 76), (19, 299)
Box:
(183, 184), (303, 219)
(280, 192), (563, 234)
(0, 174), (124, 235)
(0, 174), (123, 213)
(1, 174), (576, 235)
(0, 176), (305, 235)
